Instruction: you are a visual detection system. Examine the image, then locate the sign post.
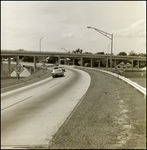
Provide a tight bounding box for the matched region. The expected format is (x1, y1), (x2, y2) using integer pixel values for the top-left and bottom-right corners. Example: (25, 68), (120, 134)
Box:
(14, 64), (24, 80)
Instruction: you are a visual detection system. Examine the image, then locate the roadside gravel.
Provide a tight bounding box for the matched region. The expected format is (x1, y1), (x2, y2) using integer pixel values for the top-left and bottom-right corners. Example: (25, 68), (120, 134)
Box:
(47, 67), (146, 149)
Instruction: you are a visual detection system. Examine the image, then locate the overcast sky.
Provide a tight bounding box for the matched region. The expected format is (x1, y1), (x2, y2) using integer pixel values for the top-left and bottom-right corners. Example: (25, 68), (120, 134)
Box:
(1, 1), (146, 55)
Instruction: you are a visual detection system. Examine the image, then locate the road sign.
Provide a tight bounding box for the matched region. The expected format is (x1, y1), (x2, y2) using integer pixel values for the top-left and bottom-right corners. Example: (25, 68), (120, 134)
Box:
(78, 60), (83, 66)
(116, 61), (127, 73)
(14, 64), (24, 74)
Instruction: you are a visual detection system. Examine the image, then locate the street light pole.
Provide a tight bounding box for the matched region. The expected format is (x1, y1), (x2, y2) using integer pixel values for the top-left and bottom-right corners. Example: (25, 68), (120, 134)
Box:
(87, 26), (113, 72)
(61, 47), (67, 53)
(108, 44), (111, 54)
(40, 37), (43, 52)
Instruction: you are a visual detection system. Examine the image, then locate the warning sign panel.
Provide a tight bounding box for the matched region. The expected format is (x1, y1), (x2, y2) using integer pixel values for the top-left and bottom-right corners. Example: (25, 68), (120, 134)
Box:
(116, 62), (127, 73)
(14, 64), (24, 74)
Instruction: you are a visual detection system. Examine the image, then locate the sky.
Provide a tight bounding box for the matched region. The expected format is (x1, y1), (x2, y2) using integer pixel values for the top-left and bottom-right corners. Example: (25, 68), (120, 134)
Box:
(1, 1), (146, 55)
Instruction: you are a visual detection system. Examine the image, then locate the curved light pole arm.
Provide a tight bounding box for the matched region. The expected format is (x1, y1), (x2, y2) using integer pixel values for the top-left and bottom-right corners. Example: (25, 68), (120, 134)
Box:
(87, 26), (112, 39)
(61, 47), (67, 53)
(87, 26), (113, 71)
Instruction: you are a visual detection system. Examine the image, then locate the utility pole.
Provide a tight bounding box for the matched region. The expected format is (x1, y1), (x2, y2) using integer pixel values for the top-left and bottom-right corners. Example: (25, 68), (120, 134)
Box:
(40, 37), (43, 52)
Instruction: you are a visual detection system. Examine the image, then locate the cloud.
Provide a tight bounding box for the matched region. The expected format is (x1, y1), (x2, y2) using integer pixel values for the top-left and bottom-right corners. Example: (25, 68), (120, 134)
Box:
(60, 32), (75, 39)
(112, 19), (146, 37)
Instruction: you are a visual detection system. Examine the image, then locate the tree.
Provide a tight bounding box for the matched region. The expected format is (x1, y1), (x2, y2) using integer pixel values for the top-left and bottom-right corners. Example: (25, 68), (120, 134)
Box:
(117, 52), (127, 56)
(95, 52), (105, 55)
(83, 52), (93, 54)
(72, 48), (83, 54)
(128, 50), (138, 56)
(138, 53), (146, 57)
(18, 49), (25, 51)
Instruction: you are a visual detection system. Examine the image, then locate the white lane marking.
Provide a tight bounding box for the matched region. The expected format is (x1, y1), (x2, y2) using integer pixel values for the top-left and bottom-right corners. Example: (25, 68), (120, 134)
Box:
(1, 67), (91, 146)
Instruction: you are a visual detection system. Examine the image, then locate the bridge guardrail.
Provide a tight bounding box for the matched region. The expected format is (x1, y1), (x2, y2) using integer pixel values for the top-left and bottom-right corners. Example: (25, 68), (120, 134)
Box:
(77, 66), (146, 97)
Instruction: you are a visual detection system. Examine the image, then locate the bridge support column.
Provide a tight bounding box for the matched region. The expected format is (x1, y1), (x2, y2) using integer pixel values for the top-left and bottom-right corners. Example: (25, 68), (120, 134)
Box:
(137, 60), (139, 70)
(106, 58), (108, 70)
(81, 57), (83, 66)
(8, 57), (11, 77)
(16, 55), (19, 79)
(91, 57), (93, 68)
(73, 58), (75, 65)
(58, 56), (60, 65)
(1, 57), (3, 72)
(131, 60), (134, 70)
(114, 59), (117, 70)
(64, 57), (67, 65)
(34, 56), (36, 74)
(98, 60), (101, 69)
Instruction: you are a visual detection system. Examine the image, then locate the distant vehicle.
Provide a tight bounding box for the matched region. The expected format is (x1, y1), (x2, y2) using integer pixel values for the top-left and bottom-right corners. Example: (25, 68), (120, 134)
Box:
(51, 68), (64, 78)
(53, 67), (59, 69)
(58, 66), (65, 72)
(53, 66), (66, 72)
(3, 58), (8, 61)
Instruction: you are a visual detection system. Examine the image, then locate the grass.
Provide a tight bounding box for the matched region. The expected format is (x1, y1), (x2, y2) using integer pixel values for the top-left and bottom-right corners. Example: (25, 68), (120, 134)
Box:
(1, 69), (51, 88)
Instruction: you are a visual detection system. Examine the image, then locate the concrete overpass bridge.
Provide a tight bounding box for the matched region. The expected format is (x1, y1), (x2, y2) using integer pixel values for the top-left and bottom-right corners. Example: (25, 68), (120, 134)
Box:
(1, 50), (146, 77)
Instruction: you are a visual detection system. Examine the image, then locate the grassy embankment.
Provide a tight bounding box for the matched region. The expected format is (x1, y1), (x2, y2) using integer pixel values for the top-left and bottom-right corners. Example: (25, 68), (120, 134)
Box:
(1, 63), (51, 88)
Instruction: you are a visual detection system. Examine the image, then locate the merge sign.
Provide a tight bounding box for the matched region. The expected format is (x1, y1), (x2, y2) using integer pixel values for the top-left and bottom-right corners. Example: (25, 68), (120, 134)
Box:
(116, 62), (127, 73)
(14, 64), (24, 74)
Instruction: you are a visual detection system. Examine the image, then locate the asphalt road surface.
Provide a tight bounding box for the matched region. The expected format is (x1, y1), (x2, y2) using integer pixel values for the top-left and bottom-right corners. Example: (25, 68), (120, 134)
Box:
(1, 67), (90, 149)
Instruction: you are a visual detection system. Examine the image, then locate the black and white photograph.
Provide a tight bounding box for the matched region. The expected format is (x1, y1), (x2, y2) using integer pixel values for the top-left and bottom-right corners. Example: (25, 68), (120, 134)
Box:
(1, 1), (146, 149)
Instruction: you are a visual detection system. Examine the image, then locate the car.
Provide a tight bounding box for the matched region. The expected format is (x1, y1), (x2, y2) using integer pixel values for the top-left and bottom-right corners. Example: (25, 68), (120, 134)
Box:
(53, 67), (59, 69)
(58, 66), (65, 72)
(51, 68), (64, 78)
(53, 66), (65, 72)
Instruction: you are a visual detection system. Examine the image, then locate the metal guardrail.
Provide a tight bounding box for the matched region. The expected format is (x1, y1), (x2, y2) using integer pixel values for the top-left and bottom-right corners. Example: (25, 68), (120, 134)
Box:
(78, 66), (146, 97)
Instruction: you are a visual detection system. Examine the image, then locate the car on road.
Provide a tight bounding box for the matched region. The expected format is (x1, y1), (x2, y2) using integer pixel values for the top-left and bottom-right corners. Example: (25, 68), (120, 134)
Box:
(51, 68), (64, 78)
(58, 66), (65, 72)
(53, 66), (66, 72)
